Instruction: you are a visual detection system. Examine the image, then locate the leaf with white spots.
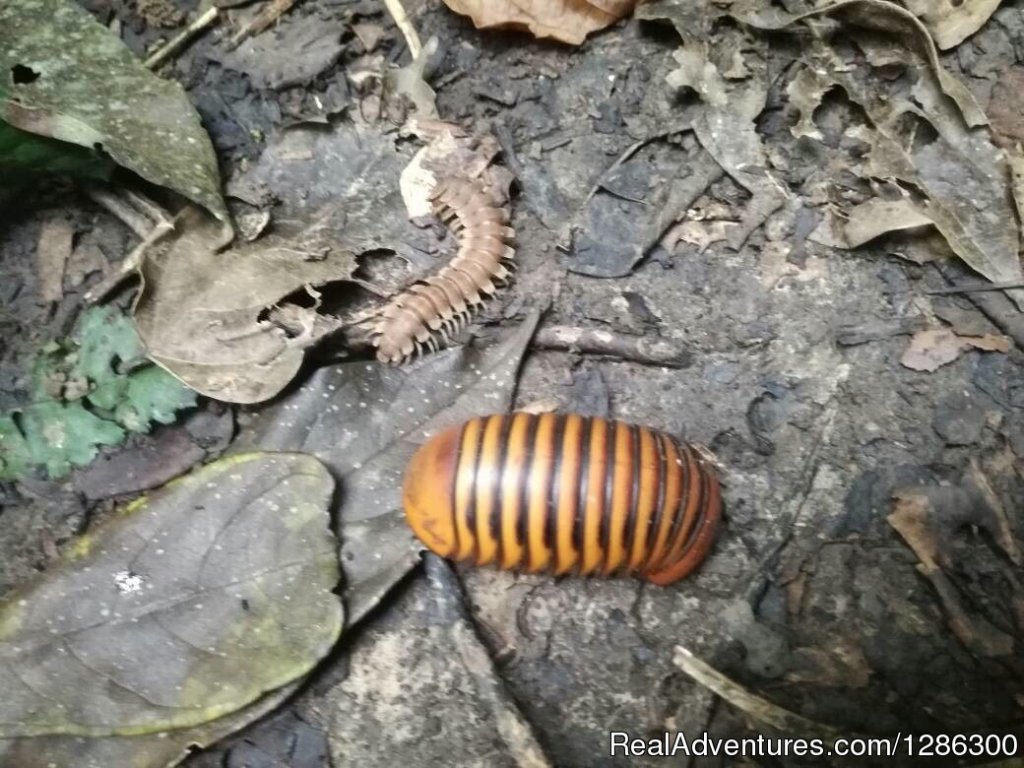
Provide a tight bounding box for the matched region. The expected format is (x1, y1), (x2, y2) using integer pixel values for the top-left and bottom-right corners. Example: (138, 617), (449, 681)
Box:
(243, 309), (542, 627)
(0, 0), (228, 221)
(0, 452), (342, 740)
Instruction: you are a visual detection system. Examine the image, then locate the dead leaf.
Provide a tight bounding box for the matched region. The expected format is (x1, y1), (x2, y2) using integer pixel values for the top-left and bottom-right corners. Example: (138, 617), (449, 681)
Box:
(383, 36), (439, 122)
(0, 682), (300, 768)
(903, 0), (1002, 49)
(813, 197), (935, 249)
(730, 0), (1024, 307)
(440, 0), (639, 45)
(900, 327), (1010, 372)
(399, 120), (512, 219)
(35, 212), (73, 303)
(644, 8), (786, 247)
(133, 206), (358, 404)
(889, 487), (1016, 657)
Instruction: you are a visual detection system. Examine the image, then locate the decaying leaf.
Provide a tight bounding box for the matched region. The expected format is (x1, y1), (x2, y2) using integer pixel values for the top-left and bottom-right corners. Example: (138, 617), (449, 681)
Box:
(810, 197), (935, 250)
(639, 3), (786, 249)
(0, 681), (302, 768)
(399, 119), (513, 219)
(383, 37), (439, 122)
(900, 327), (1010, 372)
(902, 0), (1002, 49)
(243, 309), (542, 628)
(440, 0), (639, 45)
(0, 0), (228, 221)
(0, 306), (197, 481)
(889, 486), (1017, 657)
(0, 452), (342, 741)
(133, 206), (358, 404)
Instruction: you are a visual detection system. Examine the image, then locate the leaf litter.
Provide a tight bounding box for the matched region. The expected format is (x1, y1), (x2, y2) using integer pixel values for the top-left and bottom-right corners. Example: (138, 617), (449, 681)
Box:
(637, 0), (1024, 306)
(0, 452), (341, 757)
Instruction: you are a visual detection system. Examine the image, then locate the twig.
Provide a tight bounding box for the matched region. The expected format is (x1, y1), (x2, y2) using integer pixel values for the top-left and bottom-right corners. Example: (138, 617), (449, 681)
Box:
(84, 217), (176, 303)
(672, 646), (840, 736)
(144, 7), (220, 69)
(927, 280), (1024, 295)
(382, 0), (422, 60)
(85, 185), (154, 238)
(533, 325), (692, 368)
(228, 0), (296, 49)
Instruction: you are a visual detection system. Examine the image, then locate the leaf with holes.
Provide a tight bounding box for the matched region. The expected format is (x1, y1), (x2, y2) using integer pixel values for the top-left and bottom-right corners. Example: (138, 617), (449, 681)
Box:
(0, 0), (227, 220)
(0, 452), (342, 742)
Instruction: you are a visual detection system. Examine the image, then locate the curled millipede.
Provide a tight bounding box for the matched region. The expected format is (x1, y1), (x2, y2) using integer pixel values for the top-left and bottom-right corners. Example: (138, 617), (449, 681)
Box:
(403, 413), (722, 585)
(369, 178), (515, 364)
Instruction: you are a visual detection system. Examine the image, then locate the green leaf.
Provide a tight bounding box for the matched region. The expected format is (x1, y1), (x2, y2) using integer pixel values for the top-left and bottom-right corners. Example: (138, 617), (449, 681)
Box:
(114, 366), (197, 432)
(0, 415), (32, 480)
(0, 0), (228, 221)
(0, 307), (197, 481)
(0, 452), (342, 738)
(17, 401), (125, 478)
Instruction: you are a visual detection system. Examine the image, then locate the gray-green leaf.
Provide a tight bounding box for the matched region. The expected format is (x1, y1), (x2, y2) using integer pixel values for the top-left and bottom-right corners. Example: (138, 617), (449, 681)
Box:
(0, 452), (342, 738)
(0, 0), (228, 221)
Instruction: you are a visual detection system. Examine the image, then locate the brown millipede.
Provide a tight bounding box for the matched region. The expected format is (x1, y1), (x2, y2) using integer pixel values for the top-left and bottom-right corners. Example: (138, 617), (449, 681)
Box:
(403, 413), (722, 585)
(370, 178), (515, 364)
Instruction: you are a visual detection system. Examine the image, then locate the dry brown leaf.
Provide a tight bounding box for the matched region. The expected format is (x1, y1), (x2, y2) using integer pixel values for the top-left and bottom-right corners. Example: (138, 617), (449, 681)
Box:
(440, 0), (639, 45)
(889, 487), (1016, 657)
(134, 206), (358, 404)
(35, 213), (74, 303)
(399, 119), (513, 218)
(900, 327), (1010, 372)
(903, 0), (1001, 50)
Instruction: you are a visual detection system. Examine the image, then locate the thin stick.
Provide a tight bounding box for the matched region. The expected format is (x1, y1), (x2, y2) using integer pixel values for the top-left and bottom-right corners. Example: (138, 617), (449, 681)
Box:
(533, 325), (692, 368)
(672, 646), (840, 736)
(382, 0), (422, 60)
(228, 0), (295, 49)
(927, 280), (1024, 295)
(144, 7), (219, 69)
(84, 218), (175, 304)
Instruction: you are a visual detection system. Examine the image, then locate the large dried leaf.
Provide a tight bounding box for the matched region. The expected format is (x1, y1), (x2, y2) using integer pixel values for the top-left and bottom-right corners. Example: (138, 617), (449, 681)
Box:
(0, 0), (227, 221)
(133, 206), (358, 404)
(441, 0), (639, 45)
(0, 452), (342, 741)
(243, 310), (542, 627)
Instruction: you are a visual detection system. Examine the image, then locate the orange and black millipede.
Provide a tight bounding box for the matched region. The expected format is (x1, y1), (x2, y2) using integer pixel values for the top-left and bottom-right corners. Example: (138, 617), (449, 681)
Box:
(403, 413), (722, 585)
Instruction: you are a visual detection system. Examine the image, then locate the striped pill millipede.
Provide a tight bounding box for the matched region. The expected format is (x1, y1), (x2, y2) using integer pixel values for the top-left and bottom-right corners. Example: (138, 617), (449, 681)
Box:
(403, 413), (722, 585)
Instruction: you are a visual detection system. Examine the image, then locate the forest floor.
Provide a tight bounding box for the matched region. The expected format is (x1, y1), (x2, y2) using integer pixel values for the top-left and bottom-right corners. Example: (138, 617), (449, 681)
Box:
(1, 0), (1023, 765)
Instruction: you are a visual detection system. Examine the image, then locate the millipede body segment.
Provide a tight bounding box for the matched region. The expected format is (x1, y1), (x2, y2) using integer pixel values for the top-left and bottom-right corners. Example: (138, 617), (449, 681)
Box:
(402, 413), (722, 585)
(370, 177), (515, 364)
